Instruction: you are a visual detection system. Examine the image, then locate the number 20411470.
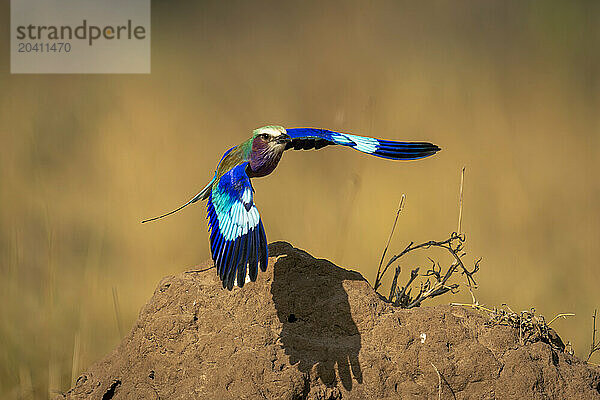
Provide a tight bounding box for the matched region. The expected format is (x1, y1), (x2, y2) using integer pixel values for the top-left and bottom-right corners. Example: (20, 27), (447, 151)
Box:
(17, 42), (71, 52)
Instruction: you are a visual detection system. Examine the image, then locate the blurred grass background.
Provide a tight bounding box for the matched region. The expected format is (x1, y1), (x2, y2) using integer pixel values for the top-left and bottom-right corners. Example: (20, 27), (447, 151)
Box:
(1, 0), (599, 398)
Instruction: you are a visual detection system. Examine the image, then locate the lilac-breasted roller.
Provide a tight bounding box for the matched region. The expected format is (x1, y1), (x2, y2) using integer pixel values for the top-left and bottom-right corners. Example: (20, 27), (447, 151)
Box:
(142, 126), (440, 290)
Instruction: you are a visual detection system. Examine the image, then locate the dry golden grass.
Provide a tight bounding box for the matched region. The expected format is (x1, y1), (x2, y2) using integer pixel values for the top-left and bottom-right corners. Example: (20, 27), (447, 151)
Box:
(1, 1), (599, 398)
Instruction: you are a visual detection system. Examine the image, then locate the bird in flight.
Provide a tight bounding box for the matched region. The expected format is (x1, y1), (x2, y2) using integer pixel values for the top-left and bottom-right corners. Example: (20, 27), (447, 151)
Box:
(142, 126), (440, 290)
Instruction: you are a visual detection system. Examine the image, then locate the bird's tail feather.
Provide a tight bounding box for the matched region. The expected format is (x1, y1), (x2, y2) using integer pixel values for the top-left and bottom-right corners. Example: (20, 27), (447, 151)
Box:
(141, 177), (215, 224)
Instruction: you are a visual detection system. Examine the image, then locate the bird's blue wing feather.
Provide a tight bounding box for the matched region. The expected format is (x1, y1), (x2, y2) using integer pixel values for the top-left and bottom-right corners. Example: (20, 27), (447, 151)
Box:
(286, 127), (440, 160)
(207, 163), (268, 290)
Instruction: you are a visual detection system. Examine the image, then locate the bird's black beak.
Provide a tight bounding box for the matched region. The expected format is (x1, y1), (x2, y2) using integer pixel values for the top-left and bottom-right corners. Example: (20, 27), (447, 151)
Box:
(276, 133), (292, 144)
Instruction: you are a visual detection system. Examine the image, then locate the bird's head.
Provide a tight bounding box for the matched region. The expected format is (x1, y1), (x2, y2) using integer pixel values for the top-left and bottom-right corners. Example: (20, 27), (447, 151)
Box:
(247, 125), (292, 176)
(252, 126), (292, 151)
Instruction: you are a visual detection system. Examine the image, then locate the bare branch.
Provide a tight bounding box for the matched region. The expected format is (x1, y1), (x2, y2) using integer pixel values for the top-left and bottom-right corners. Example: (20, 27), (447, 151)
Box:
(457, 166), (465, 234)
(394, 268), (419, 308)
(547, 313), (575, 326)
(375, 166), (479, 309)
(377, 232), (480, 309)
(388, 266), (401, 303)
(374, 194), (405, 291)
(587, 309), (600, 362)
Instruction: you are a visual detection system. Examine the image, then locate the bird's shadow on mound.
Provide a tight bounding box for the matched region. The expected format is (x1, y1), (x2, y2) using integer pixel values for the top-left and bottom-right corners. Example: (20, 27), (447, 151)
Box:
(269, 241), (363, 391)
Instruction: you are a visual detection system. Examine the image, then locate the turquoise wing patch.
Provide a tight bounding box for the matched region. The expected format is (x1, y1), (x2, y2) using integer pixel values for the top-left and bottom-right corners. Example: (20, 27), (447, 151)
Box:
(207, 163), (268, 290)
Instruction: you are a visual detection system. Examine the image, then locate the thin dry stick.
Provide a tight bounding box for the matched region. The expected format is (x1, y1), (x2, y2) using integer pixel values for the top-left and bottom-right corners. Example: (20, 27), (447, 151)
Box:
(587, 309), (600, 362)
(547, 313), (575, 326)
(374, 194), (405, 291)
(457, 166), (465, 234)
(112, 287), (124, 338)
(456, 166), (479, 303)
(431, 362), (442, 400)
(450, 302), (496, 314)
(185, 266), (216, 273)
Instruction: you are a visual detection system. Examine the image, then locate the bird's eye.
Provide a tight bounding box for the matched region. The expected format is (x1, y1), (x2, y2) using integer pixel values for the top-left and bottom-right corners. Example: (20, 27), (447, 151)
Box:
(260, 133), (269, 140)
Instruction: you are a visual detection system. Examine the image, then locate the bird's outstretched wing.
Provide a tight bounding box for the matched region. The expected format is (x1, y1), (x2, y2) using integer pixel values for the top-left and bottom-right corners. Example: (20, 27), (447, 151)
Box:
(285, 128), (440, 160)
(207, 163), (268, 290)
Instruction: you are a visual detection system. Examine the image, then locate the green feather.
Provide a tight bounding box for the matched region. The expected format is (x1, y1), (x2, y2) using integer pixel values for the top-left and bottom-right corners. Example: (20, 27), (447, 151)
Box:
(215, 139), (252, 180)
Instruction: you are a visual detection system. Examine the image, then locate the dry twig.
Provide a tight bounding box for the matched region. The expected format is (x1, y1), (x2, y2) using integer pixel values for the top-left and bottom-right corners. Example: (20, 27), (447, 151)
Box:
(587, 309), (600, 362)
(375, 195), (405, 292)
(457, 166), (465, 234)
(376, 232), (480, 308)
(547, 313), (576, 326)
(431, 362), (442, 400)
(451, 303), (569, 351)
(374, 167), (480, 309)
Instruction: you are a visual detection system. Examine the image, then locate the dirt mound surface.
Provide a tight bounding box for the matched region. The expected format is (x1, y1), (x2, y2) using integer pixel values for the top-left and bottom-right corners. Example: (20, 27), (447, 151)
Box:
(65, 242), (600, 399)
